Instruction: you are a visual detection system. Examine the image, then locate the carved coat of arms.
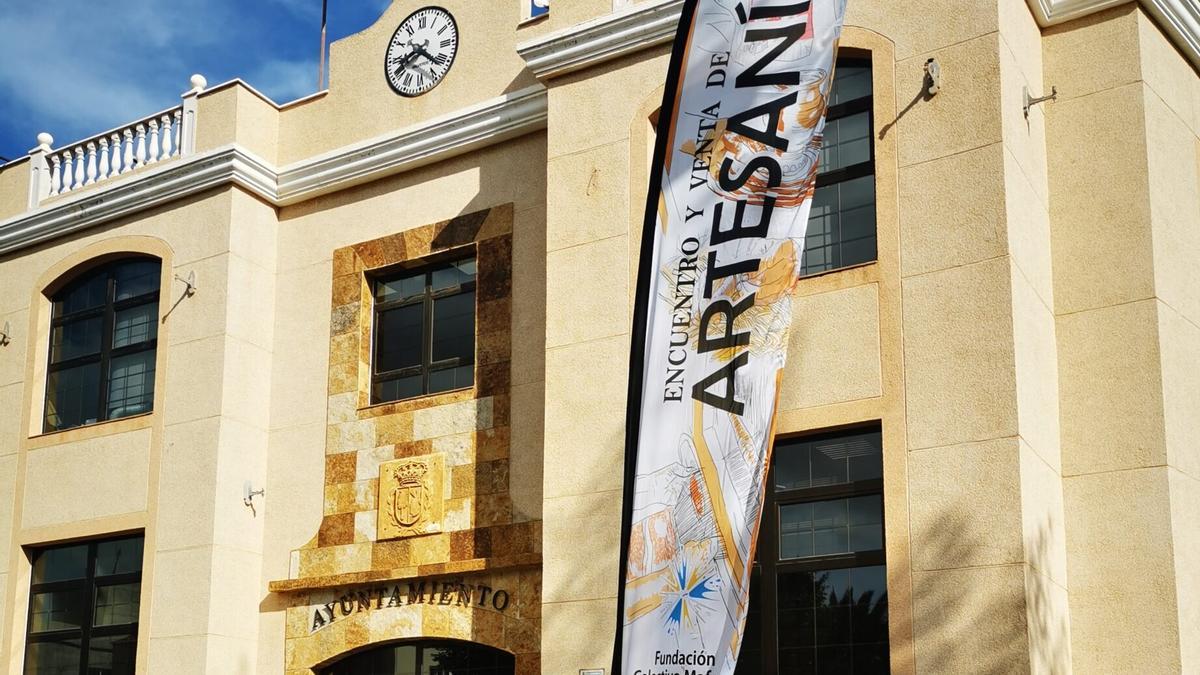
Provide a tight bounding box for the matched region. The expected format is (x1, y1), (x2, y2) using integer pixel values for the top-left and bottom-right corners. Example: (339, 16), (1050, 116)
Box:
(378, 454), (444, 540)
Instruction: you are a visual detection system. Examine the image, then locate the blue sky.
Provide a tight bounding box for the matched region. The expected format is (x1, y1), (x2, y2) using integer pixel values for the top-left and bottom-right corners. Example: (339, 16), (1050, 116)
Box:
(0, 0), (392, 162)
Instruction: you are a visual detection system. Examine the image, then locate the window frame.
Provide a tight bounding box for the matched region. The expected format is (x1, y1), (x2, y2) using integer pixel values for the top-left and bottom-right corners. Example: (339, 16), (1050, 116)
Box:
(742, 425), (888, 674)
(43, 258), (161, 434)
(369, 254), (477, 405)
(801, 56), (877, 277)
(24, 535), (144, 675)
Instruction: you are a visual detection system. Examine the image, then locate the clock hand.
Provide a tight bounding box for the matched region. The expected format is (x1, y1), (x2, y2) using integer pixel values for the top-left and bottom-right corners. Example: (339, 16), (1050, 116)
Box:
(392, 49), (419, 77)
(413, 45), (438, 63)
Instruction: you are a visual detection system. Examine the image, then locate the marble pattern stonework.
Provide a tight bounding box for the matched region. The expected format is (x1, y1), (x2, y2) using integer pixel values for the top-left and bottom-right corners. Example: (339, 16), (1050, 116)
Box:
(267, 204), (542, 674)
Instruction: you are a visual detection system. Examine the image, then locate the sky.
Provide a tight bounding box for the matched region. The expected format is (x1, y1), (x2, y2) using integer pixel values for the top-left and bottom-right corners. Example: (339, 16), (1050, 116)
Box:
(0, 0), (393, 163)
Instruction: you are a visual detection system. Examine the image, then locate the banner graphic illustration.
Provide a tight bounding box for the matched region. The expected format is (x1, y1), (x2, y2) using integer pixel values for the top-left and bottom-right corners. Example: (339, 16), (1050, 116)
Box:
(615, 1), (848, 672)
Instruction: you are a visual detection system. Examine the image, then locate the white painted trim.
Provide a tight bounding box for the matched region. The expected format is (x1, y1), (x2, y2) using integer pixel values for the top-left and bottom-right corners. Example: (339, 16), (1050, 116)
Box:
(276, 85), (547, 205)
(0, 87), (548, 257)
(516, 0), (683, 79)
(516, 0), (1200, 77)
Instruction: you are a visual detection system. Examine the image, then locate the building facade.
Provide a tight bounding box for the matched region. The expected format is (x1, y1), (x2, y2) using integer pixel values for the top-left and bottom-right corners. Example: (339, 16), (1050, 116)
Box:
(0, 0), (1198, 673)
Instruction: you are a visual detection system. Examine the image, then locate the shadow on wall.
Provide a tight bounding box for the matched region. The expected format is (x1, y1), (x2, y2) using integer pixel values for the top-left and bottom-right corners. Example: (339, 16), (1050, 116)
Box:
(911, 511), (1070, 674)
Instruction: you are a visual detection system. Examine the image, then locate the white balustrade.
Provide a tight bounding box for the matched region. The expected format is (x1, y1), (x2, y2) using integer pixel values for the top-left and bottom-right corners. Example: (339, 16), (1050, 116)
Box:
(27, 74), (206, 206)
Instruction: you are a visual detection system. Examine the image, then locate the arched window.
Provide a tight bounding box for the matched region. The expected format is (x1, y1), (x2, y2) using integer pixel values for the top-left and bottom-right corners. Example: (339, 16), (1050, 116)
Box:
(320, 639), (514, 675)
(44, 258), (161, 432)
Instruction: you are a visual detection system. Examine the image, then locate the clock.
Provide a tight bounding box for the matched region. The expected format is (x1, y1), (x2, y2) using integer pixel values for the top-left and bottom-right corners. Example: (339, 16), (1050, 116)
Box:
(384, 7), (459, 97)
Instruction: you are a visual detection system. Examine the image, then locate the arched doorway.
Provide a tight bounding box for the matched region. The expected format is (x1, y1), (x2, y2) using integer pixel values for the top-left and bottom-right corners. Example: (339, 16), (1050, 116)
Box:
(319, 638), (515, 675)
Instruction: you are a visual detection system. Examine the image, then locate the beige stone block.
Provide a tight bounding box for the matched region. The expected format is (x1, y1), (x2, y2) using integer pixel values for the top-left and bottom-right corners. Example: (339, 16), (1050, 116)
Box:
(546, 140), (630, 252)
(146, 636), (209, 675)
(1169, 468), (1200, 672)
(1010, 263), (1061, 473)
(899, 143), (1007, 278)
(1145, 90), (1200, 327)
(781, 283), (881, 410)
(896, 35), (1002, 168)
(1138, 11), (1200, 136)
(903, 256), (1017, 450)
(847, 0), (997, 60)
(270, 262), (333, 431)
(355, 445), (397, 482)
(0, 308), (27, 386)
(0, 383), (21, 454)
(148, 547), (215, 638)
(511, 206), (547, 389)
(412, 397), (493, 440)
(998, 37), (1049, 209)
(546, 48), (670, 157)
(509, 381), (543, 522)
(220, 336), (273, 428)
(156, 417), (220, 551)
(163, 254), (231, 347)
(22, 428), (152, 529)
(998, 0), (1046, 92)
(912, 564), (1030, 673)
(908, 438), (1024, 571)
(1158, 303), (1200, 481)
(225, 252), (277, 351)
(1065, 468), (1181, 674)
(546, 234), (629, 348)
(1019, 440), (1068, 589)
(1004, 149), (1055, 310)
(0, 455), (14, 571)
(327, 419), (377, 454)
(541, 598), (617, 674)
(263, 421), (326, 580)
(1057, 299), (1166, 476)
(163, 335), (226, 426)
(544, 335), (628, 499)
(1047, 83), (1154, 315)
(432, 432), (474, 466)
(1043, 6), (1141, 102)
(326, 392), (358, 424)
(206, 546), (263, 639)
(1024, 566), (1073, 675)
(543, 490), (621, 604)
(354, 509), (377, 542)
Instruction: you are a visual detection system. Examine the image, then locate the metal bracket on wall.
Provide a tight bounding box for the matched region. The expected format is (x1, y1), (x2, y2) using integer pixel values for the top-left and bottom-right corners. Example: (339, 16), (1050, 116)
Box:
(1024, 85), (1058, 118)
(0, 321), (10, 346)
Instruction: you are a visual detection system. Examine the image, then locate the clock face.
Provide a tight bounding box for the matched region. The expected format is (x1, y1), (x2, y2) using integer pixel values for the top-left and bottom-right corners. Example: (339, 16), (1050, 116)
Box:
(384, 7), (459, 97)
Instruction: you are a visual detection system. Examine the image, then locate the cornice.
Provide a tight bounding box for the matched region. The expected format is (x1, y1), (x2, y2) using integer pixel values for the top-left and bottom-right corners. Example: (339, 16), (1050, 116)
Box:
(516, 0), (684, 80)
(0, 87), (547, 257)
(516, 0), (1200, 78)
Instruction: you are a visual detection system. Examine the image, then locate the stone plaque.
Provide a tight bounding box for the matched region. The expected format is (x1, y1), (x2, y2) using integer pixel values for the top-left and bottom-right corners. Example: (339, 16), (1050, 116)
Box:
(378, 454), (444, 540)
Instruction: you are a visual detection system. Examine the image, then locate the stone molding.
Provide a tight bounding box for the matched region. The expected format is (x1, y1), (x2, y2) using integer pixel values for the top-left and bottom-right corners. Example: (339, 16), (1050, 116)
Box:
(516, 0), (1200, 77)
(0, 86), (547, 257)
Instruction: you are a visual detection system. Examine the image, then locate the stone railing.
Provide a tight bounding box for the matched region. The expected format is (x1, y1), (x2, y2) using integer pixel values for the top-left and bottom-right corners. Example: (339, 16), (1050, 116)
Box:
(25, 75), (208, 208)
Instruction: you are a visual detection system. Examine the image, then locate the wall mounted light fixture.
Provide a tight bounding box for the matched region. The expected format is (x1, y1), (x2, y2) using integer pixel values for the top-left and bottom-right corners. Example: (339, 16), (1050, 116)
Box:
(1024, 85), (1058, 117)
(0, 321), (10, 346)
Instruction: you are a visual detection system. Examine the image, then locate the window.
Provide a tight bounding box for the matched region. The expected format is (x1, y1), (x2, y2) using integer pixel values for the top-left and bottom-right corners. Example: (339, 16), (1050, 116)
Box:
(320, 639), (514, 675)
(371, 257), (476, 404)
(24, 535), (144, 675)
(801, 58), (876, 276)
(44, 258), (161, 433)
(736, 427), (889, 674)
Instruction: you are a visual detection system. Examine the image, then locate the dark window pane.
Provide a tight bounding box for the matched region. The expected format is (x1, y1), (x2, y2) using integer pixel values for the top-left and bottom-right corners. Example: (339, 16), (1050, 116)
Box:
(819, 111), (871, 174)
(50, 317), (102, 363)
(428, 364), (473, 394)
(112, 260), (160, 301)
(106, 351), (155, 420)
(830, 64), (872, 106)
(45, 363), (102, 431)
(810, 442), (848, 487)
(373, 375), (423, 404)
(32, 545), (88, 583)
(86, 634), (137, 675)
(375, 304), (424, 373)
(95, 538), (143, 577)
(431, 291), (474, 363)
(112, 303), (158, 349)
(375, 272), (425, 303)
(54, 274), (107, 317)
(24, 638), (81, 675)
(30, 590), (88, 633)
(93, 583), (140, 627)
(780, 503), (814, 559)
(774, 443), (811, 490)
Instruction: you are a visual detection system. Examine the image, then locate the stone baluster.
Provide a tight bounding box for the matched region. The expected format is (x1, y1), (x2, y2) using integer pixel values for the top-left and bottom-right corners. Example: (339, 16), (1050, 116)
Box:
(134, 124), (147, 167)
(49, 154), (62, 196)
(98, 138), (111, 180)
(59, 152), (74, 193)
(83, 142), (97, 185)
(72, 147), (85, 189)
(121, 129), (134, 174)
(172, 110), (182, 157)
(110, 133), (122, 174)
(160, 114), (173, 158)
(146, 119), (160, 164)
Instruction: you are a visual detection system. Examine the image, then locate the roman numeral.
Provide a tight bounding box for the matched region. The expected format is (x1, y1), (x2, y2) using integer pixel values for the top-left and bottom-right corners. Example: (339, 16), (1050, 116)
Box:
(441, 38), (453, 49)
(437, 24), (448, 35)
(405, 25), (414, 35)
(419, 15), (427, 28)
(434, 54), (448, 66)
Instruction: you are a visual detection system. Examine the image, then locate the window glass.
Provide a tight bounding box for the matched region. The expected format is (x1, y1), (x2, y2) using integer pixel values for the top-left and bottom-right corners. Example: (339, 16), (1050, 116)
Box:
(829, 64), (872, 106)
(30, 591), (88, 633)
(93, 583), (141, 627)
(45, 363), (102, 432)
(32, 545), (88, 584)
(50, 318), (103, 364)
(372, 256), (476, 404)
(320, 640), (513, 675)
(54, 275), (106, 317)
(86, 634), (137, 675)
(106, 352), (155, 420)
(112, 261), (159, 301)
(24, 640), (81, 675)
(112, 303), (158, 349)
(819, 111), (871, 173)
(95, 538), (144, 577)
